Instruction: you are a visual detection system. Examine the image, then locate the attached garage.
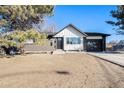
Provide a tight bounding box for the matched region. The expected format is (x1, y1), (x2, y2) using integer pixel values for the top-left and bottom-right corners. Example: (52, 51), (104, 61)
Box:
(85, 32), (110, 52)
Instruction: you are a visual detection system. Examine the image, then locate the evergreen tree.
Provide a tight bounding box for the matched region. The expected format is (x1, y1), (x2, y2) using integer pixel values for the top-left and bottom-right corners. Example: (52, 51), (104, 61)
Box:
(0, 5), (54, 31)
(106, 6), (124, 34)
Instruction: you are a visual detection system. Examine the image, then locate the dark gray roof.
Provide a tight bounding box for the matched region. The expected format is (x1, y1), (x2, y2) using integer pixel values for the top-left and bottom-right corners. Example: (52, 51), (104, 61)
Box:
(84, 32), (110, 37)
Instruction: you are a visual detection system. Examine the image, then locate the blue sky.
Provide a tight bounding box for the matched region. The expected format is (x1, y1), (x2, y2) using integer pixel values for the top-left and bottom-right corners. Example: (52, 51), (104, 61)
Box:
(48, 5), (124, 42)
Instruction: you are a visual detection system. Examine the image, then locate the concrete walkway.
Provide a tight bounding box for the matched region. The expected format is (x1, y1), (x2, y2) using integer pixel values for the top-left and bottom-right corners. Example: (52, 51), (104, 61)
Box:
(53, 49), (65, 54)
(53, 49), (86, 54)
(88, 52), (124, 67)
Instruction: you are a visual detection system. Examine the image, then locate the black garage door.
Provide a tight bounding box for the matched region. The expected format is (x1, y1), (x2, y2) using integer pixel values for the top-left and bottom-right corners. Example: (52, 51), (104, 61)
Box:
(86, 39), (103, 52)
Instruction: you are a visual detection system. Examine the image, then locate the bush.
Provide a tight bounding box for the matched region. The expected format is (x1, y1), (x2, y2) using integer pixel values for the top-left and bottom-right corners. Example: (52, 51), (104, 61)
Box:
(1, 29), (48, 55)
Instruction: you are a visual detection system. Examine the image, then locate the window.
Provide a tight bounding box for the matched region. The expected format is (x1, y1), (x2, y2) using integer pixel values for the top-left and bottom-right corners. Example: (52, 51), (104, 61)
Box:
(66, 37), (81, 44)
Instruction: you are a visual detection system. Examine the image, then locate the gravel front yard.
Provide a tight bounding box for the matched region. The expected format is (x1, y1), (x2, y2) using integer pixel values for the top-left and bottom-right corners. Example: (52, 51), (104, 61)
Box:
(0, 53), (124, 88)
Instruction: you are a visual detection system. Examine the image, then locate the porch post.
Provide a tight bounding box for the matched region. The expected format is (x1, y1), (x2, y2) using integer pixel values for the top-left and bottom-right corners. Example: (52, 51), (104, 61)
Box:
(102, 36), (106, 51)
(63, 36), (66, 50)
(83, 37), (87, 51)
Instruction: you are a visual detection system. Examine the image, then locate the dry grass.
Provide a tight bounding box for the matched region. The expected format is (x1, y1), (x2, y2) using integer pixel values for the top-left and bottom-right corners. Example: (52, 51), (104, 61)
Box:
(0, 53), (124, 88)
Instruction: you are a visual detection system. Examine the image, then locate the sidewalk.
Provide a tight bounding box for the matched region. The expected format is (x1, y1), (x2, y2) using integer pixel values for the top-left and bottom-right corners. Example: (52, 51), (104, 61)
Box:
(88, 52), (124, 67)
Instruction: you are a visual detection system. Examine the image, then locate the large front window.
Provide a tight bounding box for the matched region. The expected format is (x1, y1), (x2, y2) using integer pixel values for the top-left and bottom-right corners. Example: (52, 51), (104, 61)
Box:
(66, 37), (81, 44)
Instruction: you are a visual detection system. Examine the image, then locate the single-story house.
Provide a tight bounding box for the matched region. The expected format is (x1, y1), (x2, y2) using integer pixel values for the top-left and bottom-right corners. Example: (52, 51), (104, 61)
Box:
(48, 24), (110, 52)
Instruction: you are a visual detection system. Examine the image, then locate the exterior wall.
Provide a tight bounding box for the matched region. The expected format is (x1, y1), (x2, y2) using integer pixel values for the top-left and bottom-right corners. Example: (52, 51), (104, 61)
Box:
(54, 26), (86, 51)
(86, 36), (103, 39)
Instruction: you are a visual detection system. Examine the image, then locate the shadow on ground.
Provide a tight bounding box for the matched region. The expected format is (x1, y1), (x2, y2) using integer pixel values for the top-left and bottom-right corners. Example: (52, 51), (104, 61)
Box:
(0, 70), (71, 79)
(55, 71), (70, 75)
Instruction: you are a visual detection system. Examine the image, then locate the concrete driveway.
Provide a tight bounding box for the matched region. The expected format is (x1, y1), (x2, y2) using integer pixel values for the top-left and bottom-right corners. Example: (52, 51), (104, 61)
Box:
(88, 52), (124, 66)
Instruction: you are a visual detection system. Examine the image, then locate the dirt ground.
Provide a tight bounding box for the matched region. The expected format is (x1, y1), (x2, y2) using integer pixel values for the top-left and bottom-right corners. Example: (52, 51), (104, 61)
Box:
(0, 53), (124, 88)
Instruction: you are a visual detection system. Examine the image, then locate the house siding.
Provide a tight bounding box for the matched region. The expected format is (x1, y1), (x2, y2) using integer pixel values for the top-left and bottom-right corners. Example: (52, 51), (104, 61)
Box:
(86, 36), (103, 39)
(54, 26), (85, 51)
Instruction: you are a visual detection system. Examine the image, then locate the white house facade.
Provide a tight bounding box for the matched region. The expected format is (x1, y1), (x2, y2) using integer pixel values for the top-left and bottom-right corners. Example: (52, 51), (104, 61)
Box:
(53, 25), (87, 51)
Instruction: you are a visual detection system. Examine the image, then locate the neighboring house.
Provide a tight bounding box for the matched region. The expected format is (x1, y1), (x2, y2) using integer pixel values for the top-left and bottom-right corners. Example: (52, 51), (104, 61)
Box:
(106, 43), (117, 51)
(49, 24), (110, 52)
(106, 43), (114, 51)
(106, 40), (119, 51)
(112, 40), (124, 51)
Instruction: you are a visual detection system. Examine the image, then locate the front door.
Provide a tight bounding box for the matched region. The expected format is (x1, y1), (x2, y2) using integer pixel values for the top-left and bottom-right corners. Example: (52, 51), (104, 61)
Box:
(56, 37), (63, 49)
